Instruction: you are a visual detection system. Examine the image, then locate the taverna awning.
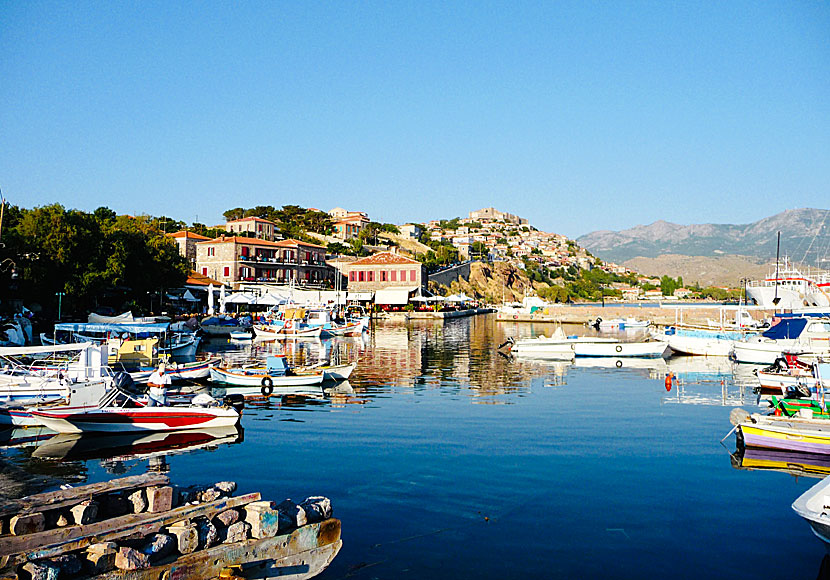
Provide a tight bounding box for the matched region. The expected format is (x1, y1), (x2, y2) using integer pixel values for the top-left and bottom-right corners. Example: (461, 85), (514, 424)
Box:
(374, 287), (418, 305)
(347, 292), (374, 301)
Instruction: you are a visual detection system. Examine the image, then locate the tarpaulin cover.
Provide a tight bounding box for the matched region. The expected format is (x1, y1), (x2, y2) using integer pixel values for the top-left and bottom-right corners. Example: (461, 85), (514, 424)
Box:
(761, 318), (808, 340)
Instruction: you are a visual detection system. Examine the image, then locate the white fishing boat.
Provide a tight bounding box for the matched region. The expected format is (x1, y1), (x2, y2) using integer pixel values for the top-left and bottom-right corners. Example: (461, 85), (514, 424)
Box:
(507, 327), (617, 359)
(0, 343), (112, 408)
(792, 475), (830, 546)
(573, 340), (668, 358)
(210, 356), (325, 397)
(653, 326), (756, 357)
(254, 323), (323, 339)
(731, 317), (830, 364)
(589, 317), (650, 330)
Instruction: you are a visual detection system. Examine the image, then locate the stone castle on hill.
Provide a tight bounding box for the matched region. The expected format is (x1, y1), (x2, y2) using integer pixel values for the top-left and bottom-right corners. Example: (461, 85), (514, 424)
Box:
(468, 207), (528, 226)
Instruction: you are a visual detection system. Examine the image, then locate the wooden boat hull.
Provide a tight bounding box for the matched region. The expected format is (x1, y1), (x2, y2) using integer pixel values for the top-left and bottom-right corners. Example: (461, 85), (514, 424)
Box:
(30, 406), (240, 434)
(573, 341), (668, 358)
(98, 519), (342, 580)
(740, 417), (830, 455)
(210, 367), (325, 388)
(254, 325), (323, 339)
(129, 357), (221, 384)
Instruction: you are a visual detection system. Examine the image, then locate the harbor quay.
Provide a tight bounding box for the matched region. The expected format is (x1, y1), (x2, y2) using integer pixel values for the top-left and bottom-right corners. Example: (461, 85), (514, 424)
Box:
(494, 303), (777, 326)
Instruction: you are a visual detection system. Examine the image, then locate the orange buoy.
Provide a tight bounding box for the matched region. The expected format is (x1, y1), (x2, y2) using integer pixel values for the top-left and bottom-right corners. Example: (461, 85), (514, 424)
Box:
(665, 373), (673, 392)
(774, 406), (782, 416)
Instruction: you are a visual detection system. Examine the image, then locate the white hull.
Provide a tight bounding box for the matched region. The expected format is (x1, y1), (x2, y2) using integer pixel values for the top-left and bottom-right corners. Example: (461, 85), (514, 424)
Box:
(746, 286), (805, 309)
(573, 341), (668, 358)
(210, 367), (325, 387)
(792, 472), (830, 546)
(664, 334), (736, 357)
(731, 340), (800, 364)
(757, 370), (818, 393)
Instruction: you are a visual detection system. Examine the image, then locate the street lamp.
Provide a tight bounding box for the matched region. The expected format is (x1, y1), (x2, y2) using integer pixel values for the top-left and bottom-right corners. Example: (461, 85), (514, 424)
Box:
(56, 291), (66, 321)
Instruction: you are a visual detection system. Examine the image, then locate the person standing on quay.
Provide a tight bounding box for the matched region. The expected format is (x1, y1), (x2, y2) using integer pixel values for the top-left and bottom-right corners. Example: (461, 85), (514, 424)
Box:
(147, 363), (171, 406)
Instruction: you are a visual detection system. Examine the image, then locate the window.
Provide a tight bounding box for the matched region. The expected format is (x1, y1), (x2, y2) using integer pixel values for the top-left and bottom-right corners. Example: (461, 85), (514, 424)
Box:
(224, 267), (230, 277)
(202, 267), (208, 276)
(368, 271), (374, 282)
(349, 271), (355, 282)
(207, 247), (215, 257)
(241, 246), (249, 257)
(400, 269), (406, 280)
(381, 271), (387, 282)
(359, 271), (365, 282)
(391, 271), (397, 282)
(410, 270), (416, 282)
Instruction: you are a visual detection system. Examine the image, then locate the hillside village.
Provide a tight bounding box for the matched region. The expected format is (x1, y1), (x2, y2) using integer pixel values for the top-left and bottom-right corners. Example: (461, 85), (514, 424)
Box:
(164, 205), (713, 309)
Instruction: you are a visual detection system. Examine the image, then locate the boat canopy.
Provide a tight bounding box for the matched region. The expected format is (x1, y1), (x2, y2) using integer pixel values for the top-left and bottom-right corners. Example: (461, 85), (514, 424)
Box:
(54, 322), (171, 335)
(761, 318), (808, 340)
(0, 342), (95, 356)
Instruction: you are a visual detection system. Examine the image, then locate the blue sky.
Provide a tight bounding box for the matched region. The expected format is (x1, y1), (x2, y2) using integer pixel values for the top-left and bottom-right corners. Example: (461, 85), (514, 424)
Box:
(1, 1), (828, 238)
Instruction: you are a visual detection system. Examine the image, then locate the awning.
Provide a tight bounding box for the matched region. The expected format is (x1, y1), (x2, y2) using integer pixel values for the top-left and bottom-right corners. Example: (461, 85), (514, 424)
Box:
(347, 292), (374, 301)
(54, 322), (170, 334)
(374, 288), (414, 305)
(182, 289), (199, 302)
(224, 293), (253, 304)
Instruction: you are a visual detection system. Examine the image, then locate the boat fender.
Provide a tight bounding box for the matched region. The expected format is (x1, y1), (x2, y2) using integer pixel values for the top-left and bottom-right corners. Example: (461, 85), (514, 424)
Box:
(615, 345), (622, 353)
(616, 360), (623, 368)
(665, 373), (673, 392)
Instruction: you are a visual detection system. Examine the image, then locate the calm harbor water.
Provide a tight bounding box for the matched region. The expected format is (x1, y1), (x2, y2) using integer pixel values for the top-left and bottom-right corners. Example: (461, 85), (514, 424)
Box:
(1, 315), (826, 579)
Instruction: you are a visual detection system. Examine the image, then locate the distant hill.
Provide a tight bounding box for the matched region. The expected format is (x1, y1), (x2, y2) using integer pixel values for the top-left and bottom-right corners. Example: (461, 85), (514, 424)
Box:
(622, 254), (772, 288)
(577, 208), (830, 266)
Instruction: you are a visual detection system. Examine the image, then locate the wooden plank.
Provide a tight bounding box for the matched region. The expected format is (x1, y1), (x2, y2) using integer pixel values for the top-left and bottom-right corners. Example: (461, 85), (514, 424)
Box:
(0, 492), (260, 561)
(0, 473), (169, 519)
(92, 519), (341, 580)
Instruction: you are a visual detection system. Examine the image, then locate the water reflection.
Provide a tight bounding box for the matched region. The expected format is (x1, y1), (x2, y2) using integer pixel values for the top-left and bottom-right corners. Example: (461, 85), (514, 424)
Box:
(731, 445), (830, 479)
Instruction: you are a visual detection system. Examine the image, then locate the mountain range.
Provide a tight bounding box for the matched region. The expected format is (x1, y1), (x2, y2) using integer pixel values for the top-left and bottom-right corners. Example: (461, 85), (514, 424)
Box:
(576, 208), (830, 287)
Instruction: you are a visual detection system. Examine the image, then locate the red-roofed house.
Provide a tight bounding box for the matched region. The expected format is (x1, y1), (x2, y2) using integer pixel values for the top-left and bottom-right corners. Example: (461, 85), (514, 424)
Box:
(342, 251), (425, 295)
(222, 216), (279, 242)
(195, 236), (330, 288)
(328, 207), (370, 240)
(166, 230), (211, 263)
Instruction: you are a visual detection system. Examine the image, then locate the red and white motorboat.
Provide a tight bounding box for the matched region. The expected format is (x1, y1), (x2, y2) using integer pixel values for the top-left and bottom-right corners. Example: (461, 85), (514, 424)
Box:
(29, 387), (242, 434)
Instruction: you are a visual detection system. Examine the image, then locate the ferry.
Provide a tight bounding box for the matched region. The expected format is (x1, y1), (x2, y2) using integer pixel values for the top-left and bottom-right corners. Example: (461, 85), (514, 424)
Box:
(745, 257), (830, 309)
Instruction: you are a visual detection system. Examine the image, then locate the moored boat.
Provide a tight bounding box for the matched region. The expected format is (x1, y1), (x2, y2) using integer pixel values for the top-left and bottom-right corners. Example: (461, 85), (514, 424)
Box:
(792, 475), (830, 547)
(731, 317), (830, 364)
(573, 340), (668, 358)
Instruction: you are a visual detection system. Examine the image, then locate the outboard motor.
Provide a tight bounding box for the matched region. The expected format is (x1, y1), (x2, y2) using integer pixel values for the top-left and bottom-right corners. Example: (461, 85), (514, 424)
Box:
(113, 372), (143, 394)
(223, 394), (245, 414)
(592, 317), (602, 329)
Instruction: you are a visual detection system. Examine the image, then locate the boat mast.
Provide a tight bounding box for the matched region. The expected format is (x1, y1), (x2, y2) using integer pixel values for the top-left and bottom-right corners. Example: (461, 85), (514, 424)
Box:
(773, 231), (781, 306)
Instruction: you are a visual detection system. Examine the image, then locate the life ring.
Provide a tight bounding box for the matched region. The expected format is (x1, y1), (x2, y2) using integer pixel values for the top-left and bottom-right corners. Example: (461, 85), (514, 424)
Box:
(616, 360), (623, 368)
(615, 345), (622, 353)
(284, 320), (294, 331)
(513, 315), (518, 320)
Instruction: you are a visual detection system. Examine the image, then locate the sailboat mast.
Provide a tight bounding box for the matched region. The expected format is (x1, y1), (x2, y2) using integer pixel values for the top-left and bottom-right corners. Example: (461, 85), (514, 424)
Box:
(773, 231), (781, 306)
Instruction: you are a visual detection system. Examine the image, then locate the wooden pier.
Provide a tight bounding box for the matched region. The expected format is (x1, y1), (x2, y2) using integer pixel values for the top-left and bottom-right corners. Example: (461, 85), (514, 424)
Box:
(0, 473), (341, 579)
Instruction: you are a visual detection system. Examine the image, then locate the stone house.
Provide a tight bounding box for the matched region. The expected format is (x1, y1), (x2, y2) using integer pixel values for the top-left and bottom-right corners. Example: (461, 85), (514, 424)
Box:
(222, 216), (279, 242)
(195, 236), (329, 288)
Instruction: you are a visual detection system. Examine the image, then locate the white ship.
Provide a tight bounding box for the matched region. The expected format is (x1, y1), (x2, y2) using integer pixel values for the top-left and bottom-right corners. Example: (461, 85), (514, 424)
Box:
(745, 257), (830, 309)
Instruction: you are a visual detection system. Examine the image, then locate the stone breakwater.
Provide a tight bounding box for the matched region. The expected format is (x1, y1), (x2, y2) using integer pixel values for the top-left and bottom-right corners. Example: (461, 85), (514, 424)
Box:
(495, 304), (777, 326)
